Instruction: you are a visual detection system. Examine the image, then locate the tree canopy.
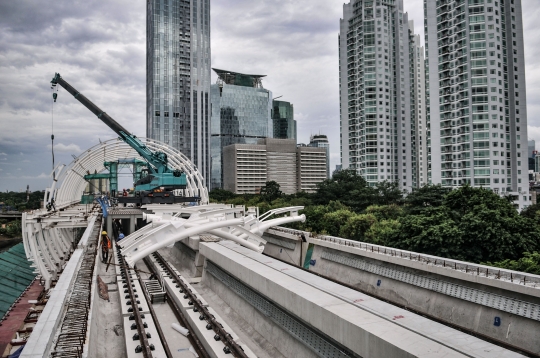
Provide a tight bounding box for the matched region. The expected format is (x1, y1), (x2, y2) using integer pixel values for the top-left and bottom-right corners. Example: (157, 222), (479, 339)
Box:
(209, 173), (540, 269)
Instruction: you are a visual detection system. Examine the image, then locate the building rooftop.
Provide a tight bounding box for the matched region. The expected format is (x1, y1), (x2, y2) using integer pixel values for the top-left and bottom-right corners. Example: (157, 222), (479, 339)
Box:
(213, 68), (265, 88)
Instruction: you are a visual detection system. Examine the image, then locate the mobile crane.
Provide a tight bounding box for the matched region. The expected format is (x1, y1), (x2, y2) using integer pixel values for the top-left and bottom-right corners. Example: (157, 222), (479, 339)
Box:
(51, 73), (199, 204)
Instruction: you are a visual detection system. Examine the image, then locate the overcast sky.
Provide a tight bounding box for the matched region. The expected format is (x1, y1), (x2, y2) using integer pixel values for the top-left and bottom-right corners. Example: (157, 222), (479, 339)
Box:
(1, 0), (540, 192)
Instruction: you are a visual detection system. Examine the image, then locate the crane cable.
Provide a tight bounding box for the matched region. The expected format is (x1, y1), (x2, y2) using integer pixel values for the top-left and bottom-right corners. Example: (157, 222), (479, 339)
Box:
(51, 86), (58, 181)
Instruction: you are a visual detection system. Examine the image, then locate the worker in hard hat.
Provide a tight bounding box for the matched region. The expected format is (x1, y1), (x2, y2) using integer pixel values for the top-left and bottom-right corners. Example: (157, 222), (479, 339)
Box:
(117, 232), (125, 242)
(100, 231), (112, 263)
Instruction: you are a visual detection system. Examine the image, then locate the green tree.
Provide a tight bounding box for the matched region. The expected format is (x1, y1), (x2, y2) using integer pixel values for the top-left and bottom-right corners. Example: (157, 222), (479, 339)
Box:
(484, 252), (540, 275)
(520, 202), (540, 221)
(339, 213), (378, 241)
(260, 181), (282, 202)
(404, 184), (451, 215)
(365, 204), (403, 221)
(314, 169), (376, 212)
(392, 207), (465, 259)
(320, 209), (356, 236)
(302, 201), (349, 233)
(209, 188), (237, 203)
(365, 219), (400, 246)
(1, 220), (22, 238)
(392, 186), (540, 263)
(373, 181), (403, 206)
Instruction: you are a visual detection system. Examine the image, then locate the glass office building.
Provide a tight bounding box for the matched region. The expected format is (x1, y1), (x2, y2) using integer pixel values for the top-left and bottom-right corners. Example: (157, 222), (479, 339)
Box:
(210, 69), (272, 189)
(146, 0), (211, 187)
(273, 100), (297, 141)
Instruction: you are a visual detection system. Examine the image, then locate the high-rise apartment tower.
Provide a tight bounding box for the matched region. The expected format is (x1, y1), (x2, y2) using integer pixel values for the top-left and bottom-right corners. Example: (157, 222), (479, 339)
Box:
(147, 0), (211, 186)
(339, 0), (423, 191)
(425, 0), (529, 208)
(408, 20), (427, 187)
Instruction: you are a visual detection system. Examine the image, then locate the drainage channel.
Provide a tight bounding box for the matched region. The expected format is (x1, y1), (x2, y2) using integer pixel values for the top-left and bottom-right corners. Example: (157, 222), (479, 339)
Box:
(50, 217), (101, 358)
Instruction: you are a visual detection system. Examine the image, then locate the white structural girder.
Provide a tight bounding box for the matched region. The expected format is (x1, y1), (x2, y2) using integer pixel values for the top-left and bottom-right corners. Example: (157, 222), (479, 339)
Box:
(119, 205), (306, 267)
(22, 205), (99, 289)
(123, 217), (246, 267)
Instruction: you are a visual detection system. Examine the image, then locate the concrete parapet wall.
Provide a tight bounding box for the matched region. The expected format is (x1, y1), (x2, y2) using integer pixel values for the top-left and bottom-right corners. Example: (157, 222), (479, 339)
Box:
(263, 227), (540, 355)
(20, 249), (84, 358)
(312, 237), (540, 298)
(262, 231), (303, 266)
(170, 240), (203, 277)
(200, 241), (522, 358)
(310, 245), (540, 355)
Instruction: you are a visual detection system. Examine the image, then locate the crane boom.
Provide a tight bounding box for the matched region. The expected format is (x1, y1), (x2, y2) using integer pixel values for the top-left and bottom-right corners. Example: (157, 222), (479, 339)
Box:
(50, 73), (189, 199)
(51, 73), (130, 137)
(50, 73), (172, 175)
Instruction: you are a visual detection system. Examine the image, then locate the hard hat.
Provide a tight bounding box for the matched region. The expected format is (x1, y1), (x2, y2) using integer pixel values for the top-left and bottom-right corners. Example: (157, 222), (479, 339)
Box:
(102, 231), (107, 235)
(118, 233), (125, 239)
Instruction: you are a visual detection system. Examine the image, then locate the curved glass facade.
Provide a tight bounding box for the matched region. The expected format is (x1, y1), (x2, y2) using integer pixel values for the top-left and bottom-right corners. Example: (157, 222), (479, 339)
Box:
(210, 82), (272, 189)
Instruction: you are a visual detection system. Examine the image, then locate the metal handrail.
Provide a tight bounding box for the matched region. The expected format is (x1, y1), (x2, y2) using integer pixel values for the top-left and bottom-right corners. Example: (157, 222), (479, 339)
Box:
(270, 226), (540, 287)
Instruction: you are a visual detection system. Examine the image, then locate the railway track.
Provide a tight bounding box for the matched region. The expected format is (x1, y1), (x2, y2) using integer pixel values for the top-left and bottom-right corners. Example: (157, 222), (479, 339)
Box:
(145, 251), (256, 358)
(113, 243), (167, 358)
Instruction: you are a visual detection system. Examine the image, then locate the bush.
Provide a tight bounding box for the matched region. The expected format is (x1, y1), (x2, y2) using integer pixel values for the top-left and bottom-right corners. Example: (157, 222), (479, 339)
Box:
(484, 252), (540, 275)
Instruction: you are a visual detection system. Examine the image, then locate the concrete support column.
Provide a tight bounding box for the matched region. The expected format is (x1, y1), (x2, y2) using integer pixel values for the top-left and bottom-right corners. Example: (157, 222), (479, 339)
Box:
(106, 216), (113, 238)
(129, 216), (136, 235)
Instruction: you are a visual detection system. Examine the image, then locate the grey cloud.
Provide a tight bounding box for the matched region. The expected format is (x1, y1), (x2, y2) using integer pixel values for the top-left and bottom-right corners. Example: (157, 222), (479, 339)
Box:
(2, 0), (540, 191)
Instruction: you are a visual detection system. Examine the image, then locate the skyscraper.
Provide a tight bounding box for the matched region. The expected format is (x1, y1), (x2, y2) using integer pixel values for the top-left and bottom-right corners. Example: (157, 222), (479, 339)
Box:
(408, 20), (427, 188)
(339, 0), (422, 191)
(425, 0), (529, 208)
(528, 139), (536, 171)
(210, 69), (272, 190)
(272, 100), (297, 141)
(146, 0), (211, 186)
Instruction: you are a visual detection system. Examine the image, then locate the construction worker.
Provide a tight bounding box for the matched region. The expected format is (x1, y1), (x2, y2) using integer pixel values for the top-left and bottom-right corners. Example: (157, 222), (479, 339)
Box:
(117, 232), (125, 242)
(100, 231), (111, 263)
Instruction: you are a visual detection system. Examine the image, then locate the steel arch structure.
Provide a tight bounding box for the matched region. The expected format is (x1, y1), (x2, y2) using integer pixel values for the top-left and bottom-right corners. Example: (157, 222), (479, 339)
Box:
(46, 137), (208, 208)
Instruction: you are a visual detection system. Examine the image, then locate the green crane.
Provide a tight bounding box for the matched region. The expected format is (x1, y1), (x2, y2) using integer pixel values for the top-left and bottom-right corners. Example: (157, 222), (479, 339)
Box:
(51, 73), (198, 204)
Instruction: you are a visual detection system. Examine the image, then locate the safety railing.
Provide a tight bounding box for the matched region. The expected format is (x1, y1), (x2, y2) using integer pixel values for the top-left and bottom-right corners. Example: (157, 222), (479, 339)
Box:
(271, 226), (540, 288)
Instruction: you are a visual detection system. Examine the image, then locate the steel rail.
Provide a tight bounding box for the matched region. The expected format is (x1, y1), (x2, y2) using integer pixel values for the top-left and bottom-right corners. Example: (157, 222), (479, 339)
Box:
(142, 256), (210, 358)
(152, 251), (250, 358)
(118, 250), (153, 358)
(137, 258), (174, 358)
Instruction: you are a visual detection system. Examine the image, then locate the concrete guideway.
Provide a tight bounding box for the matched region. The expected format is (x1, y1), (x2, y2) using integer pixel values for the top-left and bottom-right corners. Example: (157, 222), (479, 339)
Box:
(200, 240), (526, 358)
(20, 212), (102, 358)
(263, 227), (540, 356)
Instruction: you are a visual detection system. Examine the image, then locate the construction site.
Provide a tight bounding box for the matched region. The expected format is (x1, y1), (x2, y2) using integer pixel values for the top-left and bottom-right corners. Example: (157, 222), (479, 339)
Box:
(1, 74), (540, 358)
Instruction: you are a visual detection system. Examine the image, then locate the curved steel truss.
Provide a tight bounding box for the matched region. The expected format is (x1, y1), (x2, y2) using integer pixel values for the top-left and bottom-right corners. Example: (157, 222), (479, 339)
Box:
(44, 137), (208, 209)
